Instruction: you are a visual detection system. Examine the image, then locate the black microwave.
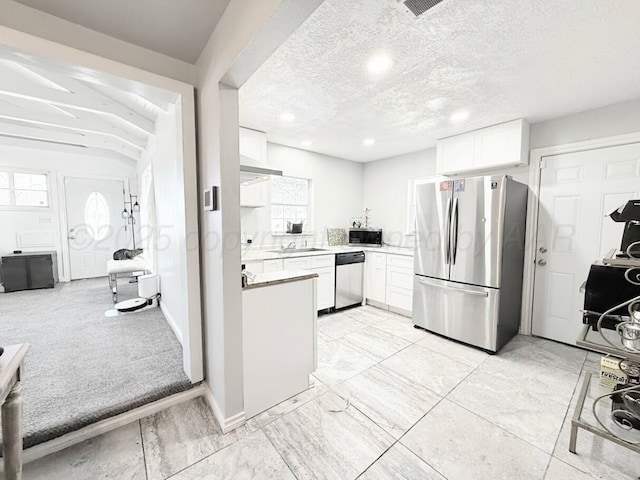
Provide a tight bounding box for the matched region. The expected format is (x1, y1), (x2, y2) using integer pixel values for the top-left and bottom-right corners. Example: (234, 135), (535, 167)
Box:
(348, 229), (382, 247)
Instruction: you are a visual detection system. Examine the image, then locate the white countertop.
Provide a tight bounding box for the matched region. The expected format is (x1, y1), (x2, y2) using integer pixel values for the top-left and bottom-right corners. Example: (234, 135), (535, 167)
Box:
(242, 245), (414, 262)
(243, 269), (319, 290)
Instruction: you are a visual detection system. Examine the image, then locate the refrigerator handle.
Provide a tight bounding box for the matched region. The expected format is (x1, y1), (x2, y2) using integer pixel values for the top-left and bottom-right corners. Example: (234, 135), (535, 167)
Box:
(416, 277), (489, 297)
(445, 197), (452, 265)
(451, 198), (459, 264)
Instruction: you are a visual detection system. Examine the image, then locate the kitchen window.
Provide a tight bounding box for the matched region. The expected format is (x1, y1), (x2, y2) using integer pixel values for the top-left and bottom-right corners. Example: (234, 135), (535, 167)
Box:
(0, 170), (49, 208)
(271, 176), (311, 233)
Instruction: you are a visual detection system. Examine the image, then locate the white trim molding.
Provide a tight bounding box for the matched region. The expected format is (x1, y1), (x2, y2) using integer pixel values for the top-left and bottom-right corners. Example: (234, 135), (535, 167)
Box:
(520, 131), (640, 336)
(202, 383), (246, 434)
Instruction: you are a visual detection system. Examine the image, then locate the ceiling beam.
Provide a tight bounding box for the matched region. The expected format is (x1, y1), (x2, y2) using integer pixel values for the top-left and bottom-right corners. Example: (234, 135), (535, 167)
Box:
(0, 100), (148, 149)
(0, 67), (155, 134)
(0, 135), (137, 168)
(0, 121), (141, 162)
(0, 45), (179, 107)
(89, 82), (166, 118)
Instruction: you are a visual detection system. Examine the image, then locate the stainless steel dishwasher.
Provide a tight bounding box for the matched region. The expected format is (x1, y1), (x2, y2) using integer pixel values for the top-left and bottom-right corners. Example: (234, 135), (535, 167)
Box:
(335, 251), (365, 310)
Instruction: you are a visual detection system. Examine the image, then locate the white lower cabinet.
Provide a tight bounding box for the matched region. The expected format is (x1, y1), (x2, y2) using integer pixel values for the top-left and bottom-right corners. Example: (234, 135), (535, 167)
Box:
(386, 254), (413, 314)
(365, 252), (387, 304)
(242, 276), (316, 418)
(243, 260), (264, 274)
(263, 259), (284, 273)
(386, 285), (413, 312)
(284, 254), (336, 310)
(365, 252), (414, 316)
(314, 266), (336, 310)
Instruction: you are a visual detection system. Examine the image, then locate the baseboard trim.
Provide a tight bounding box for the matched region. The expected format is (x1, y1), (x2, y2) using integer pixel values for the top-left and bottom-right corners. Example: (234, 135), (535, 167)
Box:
(388, 305), (412, 318)
(20, 385), (205, 465)
(202, 383), (246, 434)
(160, 301), (184, 345)
(366, 299), (412, 318)
(365, 298), (388, 310)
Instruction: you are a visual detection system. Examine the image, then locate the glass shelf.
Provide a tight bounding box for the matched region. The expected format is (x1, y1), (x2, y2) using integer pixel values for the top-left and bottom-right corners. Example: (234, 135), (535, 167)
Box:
(577, 325), (640, 364)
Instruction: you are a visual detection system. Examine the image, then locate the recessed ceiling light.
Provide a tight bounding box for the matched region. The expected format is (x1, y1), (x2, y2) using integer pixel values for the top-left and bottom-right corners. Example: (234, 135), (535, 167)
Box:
(367, 54), (393, 75)
(280, 112), (296, 122)
(301, 140), (312, 147)
(363, 138), (376, 147)
(450, 110), (470, 124)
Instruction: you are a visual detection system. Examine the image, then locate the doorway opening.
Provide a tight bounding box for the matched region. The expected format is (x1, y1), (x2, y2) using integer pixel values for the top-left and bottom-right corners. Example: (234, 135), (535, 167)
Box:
(0, 44), (201, 448)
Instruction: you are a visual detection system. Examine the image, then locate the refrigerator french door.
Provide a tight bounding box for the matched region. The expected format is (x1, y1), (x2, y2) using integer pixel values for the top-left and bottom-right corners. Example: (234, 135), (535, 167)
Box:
(413, 175), (527, 352)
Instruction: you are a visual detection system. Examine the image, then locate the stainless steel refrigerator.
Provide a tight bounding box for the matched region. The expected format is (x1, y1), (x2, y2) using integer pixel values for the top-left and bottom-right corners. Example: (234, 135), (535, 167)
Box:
(413, 175), (528, 352)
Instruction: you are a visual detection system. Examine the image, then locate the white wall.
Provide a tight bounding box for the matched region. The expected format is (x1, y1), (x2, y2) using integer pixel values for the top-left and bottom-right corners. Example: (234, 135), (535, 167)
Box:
(195, 0), (284, 429)
(530, 98), (640, 149)
(362, 149), (436, 247)
(137, 103), (189, 344)
(0, 144), (137, 282)
(0, 0), (195, 84)
(241, 143), (364, 247)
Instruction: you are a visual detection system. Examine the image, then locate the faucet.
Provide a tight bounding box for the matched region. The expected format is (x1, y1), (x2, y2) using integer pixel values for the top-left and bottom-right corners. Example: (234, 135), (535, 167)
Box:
(304, 239), (308, 248)
(287, 241), (296, 249)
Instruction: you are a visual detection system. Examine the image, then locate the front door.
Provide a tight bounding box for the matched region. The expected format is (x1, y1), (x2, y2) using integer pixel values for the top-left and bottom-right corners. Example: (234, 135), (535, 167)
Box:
(65, 177), (127, 280)
(532, 143), (640, 344)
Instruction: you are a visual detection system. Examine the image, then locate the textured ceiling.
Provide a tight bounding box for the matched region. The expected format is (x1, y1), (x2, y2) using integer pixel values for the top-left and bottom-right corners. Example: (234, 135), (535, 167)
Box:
(239, 0), (640, 162)
(14, 0), (231, 63)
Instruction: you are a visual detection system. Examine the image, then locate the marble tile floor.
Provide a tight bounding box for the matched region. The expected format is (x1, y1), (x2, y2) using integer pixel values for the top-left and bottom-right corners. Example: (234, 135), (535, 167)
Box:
(13, 305), (639, 480)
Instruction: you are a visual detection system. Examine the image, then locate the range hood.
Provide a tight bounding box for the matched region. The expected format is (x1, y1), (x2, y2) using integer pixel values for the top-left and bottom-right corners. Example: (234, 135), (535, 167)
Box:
(240, 155), (282, 185)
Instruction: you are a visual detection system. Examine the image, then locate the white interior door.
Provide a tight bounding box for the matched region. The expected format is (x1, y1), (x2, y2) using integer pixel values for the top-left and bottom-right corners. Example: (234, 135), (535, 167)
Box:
(65, 177), (128, 280)
(532, 143), (640, 344)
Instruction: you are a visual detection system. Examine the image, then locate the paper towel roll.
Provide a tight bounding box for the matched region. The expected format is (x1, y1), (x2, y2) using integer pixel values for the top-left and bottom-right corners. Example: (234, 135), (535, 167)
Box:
(138, 274), (159, 298)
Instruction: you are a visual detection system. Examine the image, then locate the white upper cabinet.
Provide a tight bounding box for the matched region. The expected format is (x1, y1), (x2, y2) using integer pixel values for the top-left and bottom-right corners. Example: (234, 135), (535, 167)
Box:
(239, 127), (269, 207)
(473, 119), (529, 169)
(239, 127), (267, 164)
(436, 119), (530, 175)
(436, 133), (475, 175)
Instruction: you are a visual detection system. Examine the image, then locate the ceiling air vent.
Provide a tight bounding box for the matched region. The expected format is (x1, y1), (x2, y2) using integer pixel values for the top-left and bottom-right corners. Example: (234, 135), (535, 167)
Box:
(403, 0), (445, 17)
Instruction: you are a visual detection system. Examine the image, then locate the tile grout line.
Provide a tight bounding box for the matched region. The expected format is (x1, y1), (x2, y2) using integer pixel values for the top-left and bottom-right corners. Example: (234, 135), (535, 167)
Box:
(258, 423), (301, 480)
(353, 393), (450, 480)
(163, 435), (247, 480)
(545, 353), (598, 478)
(285, 311), (440, 478)
(444, 364), (578, 443)
(138, 420), (150, 480)
(439, 346), (566, 461)
(315, 310), (589, 479)
(317, 314), (425, 389)
(355, 352), (490, 480)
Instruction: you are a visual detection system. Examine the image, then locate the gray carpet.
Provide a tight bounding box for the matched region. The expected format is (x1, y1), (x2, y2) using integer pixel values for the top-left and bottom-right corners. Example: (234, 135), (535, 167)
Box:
(0, 278), (192, 449)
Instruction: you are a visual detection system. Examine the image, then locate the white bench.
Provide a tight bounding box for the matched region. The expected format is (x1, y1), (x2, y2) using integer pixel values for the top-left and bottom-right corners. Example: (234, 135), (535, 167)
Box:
(107, 255), (147, 303)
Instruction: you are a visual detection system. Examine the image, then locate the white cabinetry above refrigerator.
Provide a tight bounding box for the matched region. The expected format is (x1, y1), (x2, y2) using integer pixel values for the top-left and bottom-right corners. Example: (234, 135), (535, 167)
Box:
(436, 119), (530, 175)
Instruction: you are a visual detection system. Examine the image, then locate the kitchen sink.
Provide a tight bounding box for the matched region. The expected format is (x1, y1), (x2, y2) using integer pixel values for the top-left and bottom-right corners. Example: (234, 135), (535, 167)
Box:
(268, 248), (328, 254)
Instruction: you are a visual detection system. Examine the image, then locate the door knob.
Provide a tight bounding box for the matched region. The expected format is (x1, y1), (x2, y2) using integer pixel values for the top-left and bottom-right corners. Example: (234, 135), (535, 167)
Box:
(537, 259), (547, 266)
(539, 247), (547, 254)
